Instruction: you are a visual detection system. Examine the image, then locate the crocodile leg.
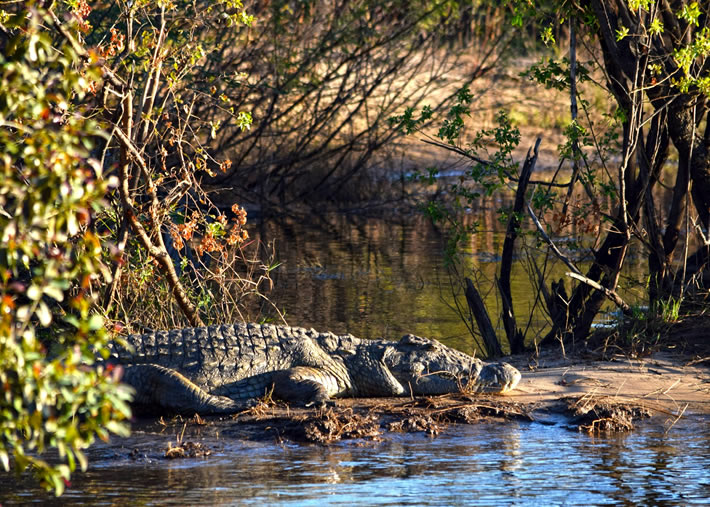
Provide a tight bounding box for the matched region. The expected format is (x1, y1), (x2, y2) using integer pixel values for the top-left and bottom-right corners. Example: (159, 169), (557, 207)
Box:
(121, 364), (245, 414)
(470, 363), (522, 393)
(348, 346), (405, 396)
(272, 366), (346, 405)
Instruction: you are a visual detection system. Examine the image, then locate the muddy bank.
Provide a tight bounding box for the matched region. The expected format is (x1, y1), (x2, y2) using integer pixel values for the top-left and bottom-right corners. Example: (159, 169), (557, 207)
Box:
(124, 350), (708, 460)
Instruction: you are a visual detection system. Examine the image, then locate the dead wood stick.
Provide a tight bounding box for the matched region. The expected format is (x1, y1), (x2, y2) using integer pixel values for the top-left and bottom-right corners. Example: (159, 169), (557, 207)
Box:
(464, 278), (502, 357)
(565, 272), (631, 314)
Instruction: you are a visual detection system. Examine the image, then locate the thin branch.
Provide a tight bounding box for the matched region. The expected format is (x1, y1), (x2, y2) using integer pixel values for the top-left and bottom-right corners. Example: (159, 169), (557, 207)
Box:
(565, 272), (631, 313)
(527, 203), (582, 276)
(421, 137), (572, 188)
(114, 126), (204, 327)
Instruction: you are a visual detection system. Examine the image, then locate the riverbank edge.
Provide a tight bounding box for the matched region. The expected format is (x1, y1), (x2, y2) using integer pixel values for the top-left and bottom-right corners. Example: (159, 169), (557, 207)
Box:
(134, 349), (708, 451)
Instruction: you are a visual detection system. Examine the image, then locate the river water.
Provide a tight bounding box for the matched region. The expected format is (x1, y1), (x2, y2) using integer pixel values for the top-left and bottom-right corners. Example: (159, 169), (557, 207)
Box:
(252, 209), (648, 354)
(2, 210), (709, 504)
(2, 416), (709, 504)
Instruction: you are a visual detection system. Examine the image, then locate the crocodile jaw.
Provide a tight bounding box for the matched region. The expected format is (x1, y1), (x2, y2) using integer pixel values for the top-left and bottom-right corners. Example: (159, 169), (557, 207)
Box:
(472, 363), (522, 393)
(397, 361), (521, 395)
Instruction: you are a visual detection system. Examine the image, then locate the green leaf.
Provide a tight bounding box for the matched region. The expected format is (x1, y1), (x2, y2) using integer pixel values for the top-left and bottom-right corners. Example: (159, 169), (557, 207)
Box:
(43, 283), (65, 302)
(87, 314), (104, 331)
(616, 26), (629, 41)
(36, 301), (52, 326)
(26, 284), (41, 301)
(678, 2), (701, 26)
(649, 18), (664, 35)
(104, 420), (131, 437)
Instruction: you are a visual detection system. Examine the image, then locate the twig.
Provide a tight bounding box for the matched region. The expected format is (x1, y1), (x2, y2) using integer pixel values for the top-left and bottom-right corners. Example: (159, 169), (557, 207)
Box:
(664, 403), (688, 435)
(527, 203), (582, 275)
(684, 356), (710, 366)
(566, 272), (632, 313)
(662, 378), (680, 395)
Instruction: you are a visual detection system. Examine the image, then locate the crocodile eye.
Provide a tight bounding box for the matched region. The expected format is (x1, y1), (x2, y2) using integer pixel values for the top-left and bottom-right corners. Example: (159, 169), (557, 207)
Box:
(411, 363), (425, 375)
(399, 334), (437, 350)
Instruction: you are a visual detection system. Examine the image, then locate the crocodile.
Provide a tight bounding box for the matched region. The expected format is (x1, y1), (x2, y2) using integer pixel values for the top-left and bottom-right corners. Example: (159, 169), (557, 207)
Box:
(108, 323), (521, 414)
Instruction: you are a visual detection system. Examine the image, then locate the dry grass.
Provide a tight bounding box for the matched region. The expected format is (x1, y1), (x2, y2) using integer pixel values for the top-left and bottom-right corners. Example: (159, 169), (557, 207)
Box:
(163, 422), (213, 459)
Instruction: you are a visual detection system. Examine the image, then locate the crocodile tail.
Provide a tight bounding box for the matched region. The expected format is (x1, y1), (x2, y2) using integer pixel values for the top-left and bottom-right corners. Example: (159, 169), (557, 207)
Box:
(121, 364), (243, 414)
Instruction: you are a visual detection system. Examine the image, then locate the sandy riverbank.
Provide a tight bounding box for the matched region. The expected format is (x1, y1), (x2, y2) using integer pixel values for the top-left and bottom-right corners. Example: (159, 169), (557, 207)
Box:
(508, 350), (710, 416)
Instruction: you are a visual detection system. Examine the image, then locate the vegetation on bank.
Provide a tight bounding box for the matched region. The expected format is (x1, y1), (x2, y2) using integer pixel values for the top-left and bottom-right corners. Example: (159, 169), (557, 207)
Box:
(0, 4), (131, 494)
(1, 0), (709, 495)
(0, 0), (262, 494)
(393, 0), (710, 357)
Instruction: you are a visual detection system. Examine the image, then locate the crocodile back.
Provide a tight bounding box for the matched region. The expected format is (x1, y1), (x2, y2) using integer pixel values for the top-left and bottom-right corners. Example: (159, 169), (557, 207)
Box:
(109, 323), (359, 391)
(110, 323), (294, 389)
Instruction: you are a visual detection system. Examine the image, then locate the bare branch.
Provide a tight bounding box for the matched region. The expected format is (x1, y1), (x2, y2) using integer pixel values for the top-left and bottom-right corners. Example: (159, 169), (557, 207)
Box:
(526, 203), (582, 276)
(565, 272), (631, 314)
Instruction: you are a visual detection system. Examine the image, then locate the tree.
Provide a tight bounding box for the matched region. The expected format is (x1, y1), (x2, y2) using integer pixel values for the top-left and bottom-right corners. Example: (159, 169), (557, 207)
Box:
(81, 0), (270, 331)
(393, 0), (710, 353)
(540, 0), (710, 344)
(584, 0), (710, 304)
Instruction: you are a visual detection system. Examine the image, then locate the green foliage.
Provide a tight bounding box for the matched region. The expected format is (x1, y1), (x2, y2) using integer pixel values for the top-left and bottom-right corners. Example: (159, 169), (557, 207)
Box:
(391, 87), (521, 261)
(615, 25), (630, 41)
(628, 0), (654, 11)
(656, 297), (682, 322)
(438, 87), (473, 144)
(0, 4), (131, 495)
(672, 26), (710, 94)
(389, 105), (434, 135)
(649, 18), (664, 35)
(541, 25), (556, 46)
(522, 57), (591, 91)
(677, 1), (701, 26)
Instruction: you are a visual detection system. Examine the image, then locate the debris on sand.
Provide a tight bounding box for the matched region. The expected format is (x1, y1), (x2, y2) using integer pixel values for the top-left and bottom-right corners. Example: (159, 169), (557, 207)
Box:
(261, 395), (533, 443)
(164, 441), (212, 459)
(163, 421), (213, 458)
(566, 395), (652, 433)
(387, 415), (441, 436)
(301, 407), (382, 443)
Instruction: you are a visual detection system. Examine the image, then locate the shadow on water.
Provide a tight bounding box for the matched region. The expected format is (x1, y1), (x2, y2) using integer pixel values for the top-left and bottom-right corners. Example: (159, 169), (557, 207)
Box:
(2, 417), (709, 505)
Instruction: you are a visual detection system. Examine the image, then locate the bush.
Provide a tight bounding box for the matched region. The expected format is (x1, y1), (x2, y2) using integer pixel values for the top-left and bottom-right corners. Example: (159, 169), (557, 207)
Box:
(0, 4), (131, 495)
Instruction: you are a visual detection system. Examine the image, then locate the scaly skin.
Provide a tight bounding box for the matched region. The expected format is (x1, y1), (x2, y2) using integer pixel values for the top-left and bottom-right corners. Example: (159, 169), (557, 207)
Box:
(108, 323), (521, 414)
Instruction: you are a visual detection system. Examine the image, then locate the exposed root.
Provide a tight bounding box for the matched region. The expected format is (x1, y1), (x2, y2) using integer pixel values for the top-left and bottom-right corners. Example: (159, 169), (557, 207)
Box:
(566, 395), (652, 433)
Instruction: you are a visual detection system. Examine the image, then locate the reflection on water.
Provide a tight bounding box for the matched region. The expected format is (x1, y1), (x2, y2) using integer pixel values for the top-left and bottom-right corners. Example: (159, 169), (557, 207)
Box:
(255, 212), (467, 344)
(254, 210), (648, 356)
(2, 417), (709, 505)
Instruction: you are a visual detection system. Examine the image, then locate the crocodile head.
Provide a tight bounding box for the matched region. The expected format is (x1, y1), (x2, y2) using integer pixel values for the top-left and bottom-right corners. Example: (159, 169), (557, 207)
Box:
(384, 334), (521, 395)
